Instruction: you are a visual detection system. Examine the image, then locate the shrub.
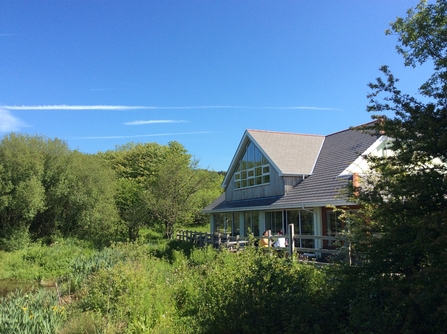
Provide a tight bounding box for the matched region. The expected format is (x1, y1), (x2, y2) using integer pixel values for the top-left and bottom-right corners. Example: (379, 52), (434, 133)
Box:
(0, 225), (30, 251)
(77, 250), (177, 333)
(174, 247), (330, 334)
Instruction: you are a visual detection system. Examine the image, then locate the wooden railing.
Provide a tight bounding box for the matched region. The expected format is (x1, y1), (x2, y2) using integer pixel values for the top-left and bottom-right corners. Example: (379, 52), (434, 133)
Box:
(176, 230), (250, 250)
(176, 224), (348, 261)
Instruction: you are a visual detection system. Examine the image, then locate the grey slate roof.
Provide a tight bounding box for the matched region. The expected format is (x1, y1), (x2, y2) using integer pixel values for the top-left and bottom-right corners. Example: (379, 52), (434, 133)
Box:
(248, 130), (324, 175)
(203, 125), (379, 213)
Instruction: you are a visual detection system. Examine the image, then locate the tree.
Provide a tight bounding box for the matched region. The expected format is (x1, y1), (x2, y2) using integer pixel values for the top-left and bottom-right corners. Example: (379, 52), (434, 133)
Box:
(58, 152), (121, 246)
(102, 141), (223, 240)
(101, 142), (170, 240)
(340, 1), (447, 331)
(144, 142), (217, 238)
(0, 134), (121, 249)
(114, 177), (147, 241)
(0, 134), (47, 250)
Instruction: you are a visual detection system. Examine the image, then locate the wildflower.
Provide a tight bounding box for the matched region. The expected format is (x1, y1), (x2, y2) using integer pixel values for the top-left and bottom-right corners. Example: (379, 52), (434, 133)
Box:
(22, 307), (27, 311)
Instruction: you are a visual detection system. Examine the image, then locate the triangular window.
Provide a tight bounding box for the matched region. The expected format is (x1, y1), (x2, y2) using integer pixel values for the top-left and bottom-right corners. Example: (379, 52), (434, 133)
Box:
(234, 141), (270, 189)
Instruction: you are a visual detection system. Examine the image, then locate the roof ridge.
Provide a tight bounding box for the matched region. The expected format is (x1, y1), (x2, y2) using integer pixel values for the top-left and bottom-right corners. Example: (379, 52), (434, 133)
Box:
(325, 120), (377, 137)
(247, 129), (324, 137)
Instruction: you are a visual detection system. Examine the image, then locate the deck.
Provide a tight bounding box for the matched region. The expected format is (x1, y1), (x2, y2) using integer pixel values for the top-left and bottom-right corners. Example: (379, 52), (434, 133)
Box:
(176, 224), (350, 263)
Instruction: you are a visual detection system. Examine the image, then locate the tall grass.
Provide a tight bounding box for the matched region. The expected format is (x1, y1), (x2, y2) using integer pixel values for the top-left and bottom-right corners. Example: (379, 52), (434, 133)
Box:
(1, 238), (336, 333)
(0, 238), (95, 281)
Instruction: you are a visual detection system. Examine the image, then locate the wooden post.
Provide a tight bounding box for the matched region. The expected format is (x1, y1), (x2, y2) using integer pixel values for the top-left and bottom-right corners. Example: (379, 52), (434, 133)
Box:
(288, 224), (295, 260)
(348, 239), (352, 266)
(218, 233), (221, 247)
(236, 235), (240, 249)
(226, 233), (230, 249)
(267, 230), (272, 248)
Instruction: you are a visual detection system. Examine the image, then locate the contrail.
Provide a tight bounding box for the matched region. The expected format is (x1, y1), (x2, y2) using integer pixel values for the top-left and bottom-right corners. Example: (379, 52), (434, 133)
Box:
(124, 120), (188, 125)
(65, 131), (214, 140)
(2, 105), (338, 111)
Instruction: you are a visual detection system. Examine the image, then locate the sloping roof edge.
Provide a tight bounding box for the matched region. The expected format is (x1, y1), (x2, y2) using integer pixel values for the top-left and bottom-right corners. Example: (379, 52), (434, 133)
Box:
(221, 130), (283, 189)
(338, 135), (389, 178)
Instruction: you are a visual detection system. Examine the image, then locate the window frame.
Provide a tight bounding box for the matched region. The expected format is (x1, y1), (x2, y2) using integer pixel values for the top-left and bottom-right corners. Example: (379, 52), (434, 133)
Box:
(234, 141), (270, 190)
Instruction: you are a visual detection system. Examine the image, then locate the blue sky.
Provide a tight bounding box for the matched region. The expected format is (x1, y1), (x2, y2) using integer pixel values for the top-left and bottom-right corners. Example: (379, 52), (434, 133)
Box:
(0, 1), (431, 171)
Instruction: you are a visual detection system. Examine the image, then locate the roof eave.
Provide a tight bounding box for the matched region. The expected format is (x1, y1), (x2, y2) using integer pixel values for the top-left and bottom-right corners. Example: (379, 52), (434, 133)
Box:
(202, 199), (354, 214)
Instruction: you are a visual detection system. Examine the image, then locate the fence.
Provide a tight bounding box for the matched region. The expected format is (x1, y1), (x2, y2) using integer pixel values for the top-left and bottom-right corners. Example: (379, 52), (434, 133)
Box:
(176, 224), (349, 262)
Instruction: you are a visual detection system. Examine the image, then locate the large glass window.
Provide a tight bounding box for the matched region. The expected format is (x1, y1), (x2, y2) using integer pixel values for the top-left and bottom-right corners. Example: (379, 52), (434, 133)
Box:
(213, 213), (238, 236)
(213, 213), (224, 233)
(286, 210), (315, 248)
(243, 212), (259, 236)
(265, 211), (284, 234)
(235, 141), (270, 189)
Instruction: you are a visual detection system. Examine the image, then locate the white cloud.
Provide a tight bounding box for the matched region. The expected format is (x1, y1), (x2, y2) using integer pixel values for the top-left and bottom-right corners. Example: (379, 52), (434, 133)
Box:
(2, 105), (149, 110)
(65, 131), (213, 140)
(89, 88), (120, 91)
(124, 120), (188, 125)
(2, 105), (338, 111)
(0, 108), (27, 132)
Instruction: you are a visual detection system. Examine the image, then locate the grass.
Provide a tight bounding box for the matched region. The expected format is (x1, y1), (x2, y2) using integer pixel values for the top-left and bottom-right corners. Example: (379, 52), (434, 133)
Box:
(0, 232), (341, 333)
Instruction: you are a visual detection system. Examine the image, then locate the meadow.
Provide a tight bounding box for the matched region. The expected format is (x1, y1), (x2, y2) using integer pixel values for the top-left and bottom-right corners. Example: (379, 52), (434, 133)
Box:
(0, 234), (335, 334)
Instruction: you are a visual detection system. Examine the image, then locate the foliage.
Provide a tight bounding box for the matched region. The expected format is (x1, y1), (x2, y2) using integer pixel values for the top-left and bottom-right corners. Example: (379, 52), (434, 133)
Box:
(100, 142), (168, 241)
(0, 134), (46, 250)
(0, 134), (121, 249)
(176, 247), (329, 334)
(342, 0), (447, 331)
(144, 142), (219, 238)
(0, 288), (66, 334)
(0, 133), (222, 248)
(0, 238), (95, 281)
(0, 239), (364, 333)
(103, 141), (223, 240)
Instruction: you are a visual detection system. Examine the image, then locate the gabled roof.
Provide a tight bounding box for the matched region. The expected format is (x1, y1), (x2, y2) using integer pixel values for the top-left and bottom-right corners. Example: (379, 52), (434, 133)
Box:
(222, 129), (325, 188)
(204, 123), (380, 213)
(276, 126), (379, 205)
(248, 130), (325, 176)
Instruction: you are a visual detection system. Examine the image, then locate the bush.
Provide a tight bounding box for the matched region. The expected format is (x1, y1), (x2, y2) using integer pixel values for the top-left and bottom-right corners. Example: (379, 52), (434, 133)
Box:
(172, 247), (330, 334)
(78, 256), (176, 333)
(0, 225), (30, 251)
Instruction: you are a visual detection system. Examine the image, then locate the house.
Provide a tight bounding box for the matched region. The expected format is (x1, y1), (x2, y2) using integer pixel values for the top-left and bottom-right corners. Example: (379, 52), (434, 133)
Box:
(203, 122), (390, 253)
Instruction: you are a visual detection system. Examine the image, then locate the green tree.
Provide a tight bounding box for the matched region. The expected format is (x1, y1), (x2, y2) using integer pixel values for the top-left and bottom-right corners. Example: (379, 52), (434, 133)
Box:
(341, 1), (447, 332)
(0, 134), (46, 250)
(59, 152), (121, 246)
(190, 170), (224, 226)
(144, 142), (217, 238)
(114, 177), (147, 241)
(103, 141), (223, 240)
(0, 134), (121, 249)
(101, 142), (170, 240)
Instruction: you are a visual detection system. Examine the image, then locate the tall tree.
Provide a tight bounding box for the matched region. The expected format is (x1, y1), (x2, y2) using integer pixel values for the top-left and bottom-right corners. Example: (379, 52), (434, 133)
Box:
(0, 134), (46, 250)
(102, 141), (223, 239)
(340, 1), (447, 332)
(0, 134), (121, 249)
(144, 142), (216, 238)
(101, 142), (170, 240)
